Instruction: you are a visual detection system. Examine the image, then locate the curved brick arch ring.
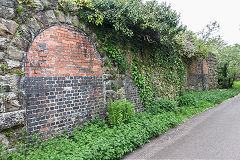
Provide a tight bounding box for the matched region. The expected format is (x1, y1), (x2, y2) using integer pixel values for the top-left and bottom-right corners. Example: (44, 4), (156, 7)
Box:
(24, 25), (104, 136)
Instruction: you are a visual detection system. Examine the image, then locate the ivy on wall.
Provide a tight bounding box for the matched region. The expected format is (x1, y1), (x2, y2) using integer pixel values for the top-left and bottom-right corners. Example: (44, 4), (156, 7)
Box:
(131, 58), (154, 109)
(57, 0), (207, 110)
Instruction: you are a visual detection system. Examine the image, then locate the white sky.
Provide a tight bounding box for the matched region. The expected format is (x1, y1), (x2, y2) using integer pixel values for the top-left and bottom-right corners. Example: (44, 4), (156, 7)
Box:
(143, 0), (240, 45)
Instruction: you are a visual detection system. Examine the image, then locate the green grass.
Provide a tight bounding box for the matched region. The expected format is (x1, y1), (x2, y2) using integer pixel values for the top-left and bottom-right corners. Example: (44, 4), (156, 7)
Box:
(1, 85), (240, 160)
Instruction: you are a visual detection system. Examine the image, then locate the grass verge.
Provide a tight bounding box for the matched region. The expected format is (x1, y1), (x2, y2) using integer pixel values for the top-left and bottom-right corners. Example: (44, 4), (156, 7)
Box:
(1, 84), (240, 160)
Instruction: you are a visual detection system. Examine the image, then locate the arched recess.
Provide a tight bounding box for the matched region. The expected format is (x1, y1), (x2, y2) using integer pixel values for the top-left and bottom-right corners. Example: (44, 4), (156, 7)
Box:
(24, 25), (104, 136)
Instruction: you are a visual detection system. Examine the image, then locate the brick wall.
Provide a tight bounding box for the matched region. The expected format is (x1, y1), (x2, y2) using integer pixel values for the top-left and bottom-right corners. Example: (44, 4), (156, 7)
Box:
(24, 25), (104, 136)
(186, 53), (217, 91)
(25, 25), (102, 77)
(0, 0), (217, 144)
(0, 2), (145, 146)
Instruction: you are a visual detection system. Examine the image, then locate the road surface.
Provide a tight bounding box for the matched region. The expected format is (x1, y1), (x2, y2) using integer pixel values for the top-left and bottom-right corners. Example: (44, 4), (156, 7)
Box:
(123, 94), (240, 160)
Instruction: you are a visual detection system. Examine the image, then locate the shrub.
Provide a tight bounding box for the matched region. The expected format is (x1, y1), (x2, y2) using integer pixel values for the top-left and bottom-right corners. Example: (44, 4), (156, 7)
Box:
(233, 81), (240, 89)
(107, 99), (135, 126)
(149, 98), (178, 114)
(2, 87), (240, 160)
(178, 93), (197, 107)
(2, 112), (183, 160)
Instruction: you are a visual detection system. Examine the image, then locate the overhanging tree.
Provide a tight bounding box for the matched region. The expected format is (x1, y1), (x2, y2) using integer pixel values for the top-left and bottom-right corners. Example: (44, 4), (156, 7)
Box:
(217, 44), (240, 88)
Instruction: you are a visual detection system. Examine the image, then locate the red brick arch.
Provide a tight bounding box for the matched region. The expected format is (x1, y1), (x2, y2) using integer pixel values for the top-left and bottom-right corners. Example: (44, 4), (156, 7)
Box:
(25, 25), (102, 77)
(24, 25), (104, 136)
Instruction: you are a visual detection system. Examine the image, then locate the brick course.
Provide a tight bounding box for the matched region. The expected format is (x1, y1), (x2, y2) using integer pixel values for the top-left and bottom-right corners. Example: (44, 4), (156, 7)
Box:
(24, 76), (104, 136)
(186, 53), (217, 91)
(24, 25), (104, 136)
(25, 25), (102, 77)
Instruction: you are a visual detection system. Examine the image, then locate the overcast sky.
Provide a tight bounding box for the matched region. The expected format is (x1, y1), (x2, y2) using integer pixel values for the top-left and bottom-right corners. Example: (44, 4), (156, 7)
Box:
(143, 0), (240, 45)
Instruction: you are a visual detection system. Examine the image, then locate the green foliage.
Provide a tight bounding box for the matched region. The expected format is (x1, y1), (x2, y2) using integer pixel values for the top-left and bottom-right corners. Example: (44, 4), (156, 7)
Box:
(58, 0), (203, 108)
(200, 93), (222, 104)
(16, 5), (24, 14)
(107, 99), (135, 126)
(194, 21), (240, 89)
(217, 44), (240, 88)
(17, 0), (39, 8)
(15, 69), (25, 76)
(180, 86), (240, 108)
(1, 64), (7, 75)
(104, 46), (129, 74)
(4, 129), (14, 137)
(2, 86), (240, 160)
(58, 0), (208, 59)
(177, 30), (209, 58)
(43, 1), (50, 10)
(233, 81), (240, 89)
(149, 98), (178, 114)
(59, 0), (185, 43)
(178, 93), (197, 107)
(1, 112), (183, 160)
(113, 83), (118, 92)
(131, 58), (154, 109)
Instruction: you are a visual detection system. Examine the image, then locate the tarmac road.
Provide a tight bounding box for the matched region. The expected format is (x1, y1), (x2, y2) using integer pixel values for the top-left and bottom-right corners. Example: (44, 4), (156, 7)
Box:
(123, 94), (240, 160)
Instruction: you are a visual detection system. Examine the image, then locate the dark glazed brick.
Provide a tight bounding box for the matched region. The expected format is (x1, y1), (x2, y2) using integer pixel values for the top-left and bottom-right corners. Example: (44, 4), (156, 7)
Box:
(25, 76), (104, 137)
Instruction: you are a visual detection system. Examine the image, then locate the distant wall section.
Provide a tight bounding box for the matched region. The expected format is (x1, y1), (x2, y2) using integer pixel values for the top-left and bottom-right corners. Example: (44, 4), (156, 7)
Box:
(186, 52), (217, 91)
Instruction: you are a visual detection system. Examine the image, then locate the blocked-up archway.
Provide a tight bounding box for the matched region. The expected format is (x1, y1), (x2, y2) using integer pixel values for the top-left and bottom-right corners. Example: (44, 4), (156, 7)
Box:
(24, 25), (104, 136)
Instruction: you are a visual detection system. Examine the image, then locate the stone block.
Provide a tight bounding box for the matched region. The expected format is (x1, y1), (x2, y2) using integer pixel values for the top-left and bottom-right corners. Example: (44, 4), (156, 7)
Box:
(0, 0), (15, 8)
(0, 18), (19, 36)
(65, 13), (73, 24)
(40, 0), (58, 9)
(35, 12), (49, 27)
(45, 10), (57, 25)
(7, 46), (25, 61)
(0, 37), (8, 50)
(0, 74), (20, 92)
(72, 16), (80, 27)
(116, 88), (125, 99)
(6, 59), (21, 69)
(26, 17), (41, 35)
(32, 0), (42, 8)
(0, 133), (9, 148)
(105, 90), (118, 101)
(19, 25), (33, 42)
(11, 35), (29, 51)
(105, 81), (112, 90)
(0, 103), (5, 113)
(55, 10), (65, 23)
(105, 80), (124, 90)
(0, 52), (5, 60)
(103, 74), (115, 81)
(0, 110), (25, 131)
(6, 92), (17, 101)
(6, 100), (21, 112)
(0, 6), (15, 19)
(0, 23), (8, 37)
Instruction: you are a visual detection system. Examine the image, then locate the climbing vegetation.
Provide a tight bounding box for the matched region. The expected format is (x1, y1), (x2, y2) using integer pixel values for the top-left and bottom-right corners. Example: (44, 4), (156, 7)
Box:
(17, 0), (39, 8)
(57, 0), (210, 109)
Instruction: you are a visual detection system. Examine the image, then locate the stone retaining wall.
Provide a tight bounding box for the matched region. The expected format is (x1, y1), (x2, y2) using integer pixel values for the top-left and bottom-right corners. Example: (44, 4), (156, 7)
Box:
(0, 0), (217, 147)
(0, 0), (144, 146)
